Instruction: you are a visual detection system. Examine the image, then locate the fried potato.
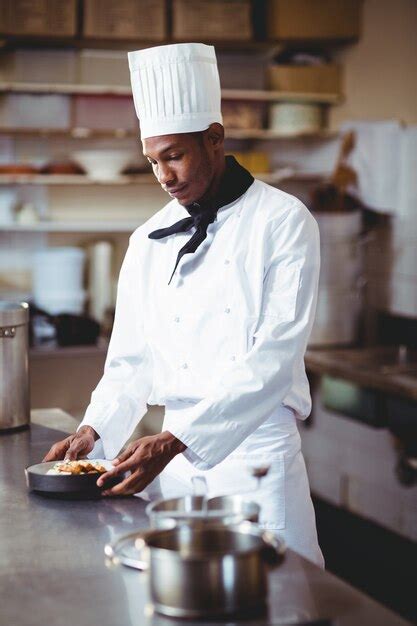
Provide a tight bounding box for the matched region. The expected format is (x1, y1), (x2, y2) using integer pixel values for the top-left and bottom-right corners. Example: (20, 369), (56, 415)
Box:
(52, 460), (107, 475)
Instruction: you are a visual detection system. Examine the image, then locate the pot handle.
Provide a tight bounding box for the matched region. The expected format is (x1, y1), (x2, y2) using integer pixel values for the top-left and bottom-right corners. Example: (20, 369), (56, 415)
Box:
(104, 530), (149, 571)
(260, 531), (286, 567)
(0, 326), (16, 339)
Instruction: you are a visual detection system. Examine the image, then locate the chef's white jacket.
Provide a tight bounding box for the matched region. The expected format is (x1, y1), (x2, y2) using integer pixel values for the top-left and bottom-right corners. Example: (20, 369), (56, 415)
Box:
(80, 180), (320, 468)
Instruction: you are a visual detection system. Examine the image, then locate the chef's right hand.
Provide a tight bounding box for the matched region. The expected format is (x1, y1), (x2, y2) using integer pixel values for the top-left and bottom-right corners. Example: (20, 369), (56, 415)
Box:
(42, 426), (99, 462)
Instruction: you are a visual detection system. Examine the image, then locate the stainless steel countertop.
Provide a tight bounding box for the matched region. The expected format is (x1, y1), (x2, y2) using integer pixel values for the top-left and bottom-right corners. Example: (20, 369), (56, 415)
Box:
(305, 346), (417, 402)
(0, 421), (409, 626)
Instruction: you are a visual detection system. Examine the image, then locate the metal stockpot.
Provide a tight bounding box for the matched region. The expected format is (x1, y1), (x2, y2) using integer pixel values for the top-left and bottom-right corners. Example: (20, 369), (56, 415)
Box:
(105, 521), (285, 619)
(209, 494), (260, 523)
(146, 494), (207, 527)
(0, 302), (29, 432)
(146, 494), (260, 528)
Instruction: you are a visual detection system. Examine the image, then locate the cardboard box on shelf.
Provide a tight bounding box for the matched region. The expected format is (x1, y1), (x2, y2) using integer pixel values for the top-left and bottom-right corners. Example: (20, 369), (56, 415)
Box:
(78, 50), (130, 88)
(217, 54), (266, 90)
(0, 0), (77, 37)
(0, 94), (71, 129)
(222, 101), (265, 130)
(12, 50), (78, 84)
(267, 0), (363, 41)
(268, 64), (343, 96)
(231, 151), (270, 174)
(172, 0), (252, 41)
(83, 0), (167, 41)
(73, 95), (137, 131)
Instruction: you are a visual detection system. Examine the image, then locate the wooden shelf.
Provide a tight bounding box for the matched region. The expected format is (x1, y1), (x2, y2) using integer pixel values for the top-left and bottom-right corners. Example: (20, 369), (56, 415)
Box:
(1, 35), (358, 54)
(0, 221), (143, 233)
(261, 171), (326, 184)
(1, 36), (279, 54)
(227, 128), (336, 140)
(0, 173), (155, 185)
(0, 170), (325, 187)
(0, 81), (342, 104)
(222, 89), (342, 104)
(0, 81), (132, 96)
(0, 127), (137, 138)
(0, 126), (337, 141)
(30, 338), (109, 359)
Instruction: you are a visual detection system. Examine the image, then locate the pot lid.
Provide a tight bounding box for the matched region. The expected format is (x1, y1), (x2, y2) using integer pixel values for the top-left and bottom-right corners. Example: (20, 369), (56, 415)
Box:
(0, 302), (29, 327)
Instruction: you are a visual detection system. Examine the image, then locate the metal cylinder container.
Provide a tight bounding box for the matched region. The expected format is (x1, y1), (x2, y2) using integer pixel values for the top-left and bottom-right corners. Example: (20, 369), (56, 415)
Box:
(146, 494), (260, 528)
(310, 210), (364, 346)
(0, 302), (30, 432)
(105, 521), (285, 619)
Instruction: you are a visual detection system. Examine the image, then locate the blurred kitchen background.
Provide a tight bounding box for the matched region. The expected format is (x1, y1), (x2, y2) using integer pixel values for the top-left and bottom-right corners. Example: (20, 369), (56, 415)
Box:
(0, 0), (416, 621)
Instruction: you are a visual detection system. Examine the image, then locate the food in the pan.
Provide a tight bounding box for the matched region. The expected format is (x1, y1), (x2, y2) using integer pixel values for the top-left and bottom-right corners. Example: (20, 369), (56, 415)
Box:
(47, 460), (108, 475)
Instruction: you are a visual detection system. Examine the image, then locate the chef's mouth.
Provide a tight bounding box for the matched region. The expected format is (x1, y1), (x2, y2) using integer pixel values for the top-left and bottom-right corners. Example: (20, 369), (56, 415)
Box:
(166, 184), (188, 199)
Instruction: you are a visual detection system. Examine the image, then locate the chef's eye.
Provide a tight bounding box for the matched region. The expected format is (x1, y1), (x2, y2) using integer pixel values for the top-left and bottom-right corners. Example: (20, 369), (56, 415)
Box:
(168, 154), (182, 161)
(147, 157), (157, 165)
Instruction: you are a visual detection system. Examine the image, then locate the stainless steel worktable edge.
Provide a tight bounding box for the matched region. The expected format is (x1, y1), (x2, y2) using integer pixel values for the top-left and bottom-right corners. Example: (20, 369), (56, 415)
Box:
(0, 417), (409, 626)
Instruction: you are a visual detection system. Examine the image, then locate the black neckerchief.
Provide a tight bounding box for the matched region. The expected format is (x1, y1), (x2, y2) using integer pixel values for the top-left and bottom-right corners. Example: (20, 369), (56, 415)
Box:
(148, 155), (254, 284)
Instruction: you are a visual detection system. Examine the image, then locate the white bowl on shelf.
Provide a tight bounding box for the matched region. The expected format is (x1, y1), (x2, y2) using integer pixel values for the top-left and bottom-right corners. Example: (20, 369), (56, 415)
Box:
(71, 150), (134, 180)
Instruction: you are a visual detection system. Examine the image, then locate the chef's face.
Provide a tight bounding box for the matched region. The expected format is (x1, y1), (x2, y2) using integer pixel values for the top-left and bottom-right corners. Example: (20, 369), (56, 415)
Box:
(142, 124), (224, 206)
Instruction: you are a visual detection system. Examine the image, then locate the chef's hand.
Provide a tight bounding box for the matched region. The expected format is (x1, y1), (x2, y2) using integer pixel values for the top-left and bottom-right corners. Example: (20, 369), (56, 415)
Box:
(98, 431), (186, 496)
(42, 426), (99, 462)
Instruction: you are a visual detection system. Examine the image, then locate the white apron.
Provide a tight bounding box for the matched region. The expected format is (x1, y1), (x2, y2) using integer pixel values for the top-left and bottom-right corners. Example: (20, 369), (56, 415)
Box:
(160, 399), (324, 569)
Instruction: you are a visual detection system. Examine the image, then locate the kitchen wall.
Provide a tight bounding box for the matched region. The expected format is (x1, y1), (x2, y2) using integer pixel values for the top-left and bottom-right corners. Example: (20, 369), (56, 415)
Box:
(331, 0), (417, 127)
(329, 0), (417, 322)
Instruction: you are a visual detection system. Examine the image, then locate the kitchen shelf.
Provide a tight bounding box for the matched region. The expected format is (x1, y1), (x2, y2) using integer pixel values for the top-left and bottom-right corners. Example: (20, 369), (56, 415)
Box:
(0, 127), (137, 138)
(1, 34), (358, 53)
(261, 171), (326, 184)
(1, 36), (280, 54)
(0, 81), (342, 103)
(0, 173), (155, 185)
(0, 221), (143, 233)
(222, 89), (342, 104)
(0, 126), (337, 141)
(0, 81), (132, 96)
(0, 171), (326, 187)
(226, 128), (336, 140)
(30, 338), (109, 359)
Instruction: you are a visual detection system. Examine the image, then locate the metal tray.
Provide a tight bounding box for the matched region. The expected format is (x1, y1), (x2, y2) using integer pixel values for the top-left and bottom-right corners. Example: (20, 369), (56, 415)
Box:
(25, 460), (124, 499)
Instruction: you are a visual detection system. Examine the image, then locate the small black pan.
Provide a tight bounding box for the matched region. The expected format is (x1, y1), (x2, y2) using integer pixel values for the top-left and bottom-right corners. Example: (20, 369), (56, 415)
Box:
(25, 460), (124, 499)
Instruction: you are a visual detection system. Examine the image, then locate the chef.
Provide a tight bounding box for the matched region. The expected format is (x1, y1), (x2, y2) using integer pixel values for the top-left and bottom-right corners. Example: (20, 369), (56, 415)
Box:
(44, 43), (323, 567)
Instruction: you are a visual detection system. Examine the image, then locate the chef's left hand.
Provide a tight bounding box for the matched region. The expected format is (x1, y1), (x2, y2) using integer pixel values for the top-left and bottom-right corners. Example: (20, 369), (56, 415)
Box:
(97, 431), (186, 496)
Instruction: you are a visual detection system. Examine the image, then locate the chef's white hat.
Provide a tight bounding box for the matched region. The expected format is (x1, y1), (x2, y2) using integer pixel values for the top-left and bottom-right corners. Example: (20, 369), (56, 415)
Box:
(128, 43), (223, 140)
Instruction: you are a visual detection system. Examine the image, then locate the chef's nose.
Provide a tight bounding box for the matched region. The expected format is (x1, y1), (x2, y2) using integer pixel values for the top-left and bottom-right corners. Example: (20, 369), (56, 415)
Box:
(157, 162), (175, 187)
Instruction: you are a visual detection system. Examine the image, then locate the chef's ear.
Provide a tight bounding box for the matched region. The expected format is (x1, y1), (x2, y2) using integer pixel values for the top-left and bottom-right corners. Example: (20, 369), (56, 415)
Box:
(206, 123), (224, 151)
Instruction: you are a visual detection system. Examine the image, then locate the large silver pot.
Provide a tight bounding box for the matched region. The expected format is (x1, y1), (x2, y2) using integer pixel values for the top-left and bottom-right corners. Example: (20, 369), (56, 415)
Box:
(0, 302), (30, 432)
(146, 494), (260, 528)
(309, 285), (363, 346)
(105, 521), (285, 619)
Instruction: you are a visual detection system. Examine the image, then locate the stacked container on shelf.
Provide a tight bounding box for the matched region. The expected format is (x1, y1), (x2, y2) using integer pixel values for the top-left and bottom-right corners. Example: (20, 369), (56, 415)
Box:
(310, 210), (363, 346)
(32, 247), (86, 315)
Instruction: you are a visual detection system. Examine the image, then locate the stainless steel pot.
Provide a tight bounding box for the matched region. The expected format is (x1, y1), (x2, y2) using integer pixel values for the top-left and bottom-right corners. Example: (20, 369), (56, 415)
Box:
(105, 521), (285, 619)
(146, 494), (206, 526)
(209, 494), (260, 523)
(0, 302), (29, 432)
(146, 494), (260, 528)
